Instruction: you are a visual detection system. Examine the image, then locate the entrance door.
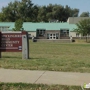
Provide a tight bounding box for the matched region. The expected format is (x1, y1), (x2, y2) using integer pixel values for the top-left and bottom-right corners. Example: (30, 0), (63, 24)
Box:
(49, 34), (56, 39)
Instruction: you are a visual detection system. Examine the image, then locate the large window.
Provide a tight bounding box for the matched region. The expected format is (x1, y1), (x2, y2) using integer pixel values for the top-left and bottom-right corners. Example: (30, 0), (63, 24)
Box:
(76, 33), (79, 37)
(56, 33), (59, 39)
(37, 29), (46, 37)
(60, 29), (69, 37)
(0, 26), (9, 31)
(28, 34), (31, 38)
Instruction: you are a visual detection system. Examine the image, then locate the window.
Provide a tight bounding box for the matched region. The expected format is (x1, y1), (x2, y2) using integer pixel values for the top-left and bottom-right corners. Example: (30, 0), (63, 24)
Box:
(28, 34), (31, 38)
(47, 34), (49, 39)
(76, 33), (79, 37)
(53, 34), (55, 36)
(50, 34), (52, 36)
(60, 29), (69, 37)
(0, 26), (9, 31)
(56, 33), (59, 39)
(37, 29), (46, 37)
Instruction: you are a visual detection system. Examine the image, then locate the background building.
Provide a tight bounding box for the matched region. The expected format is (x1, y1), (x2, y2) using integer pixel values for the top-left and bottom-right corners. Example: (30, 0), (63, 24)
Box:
(0, 17), (90, 40)
(67, 17), (90, 24)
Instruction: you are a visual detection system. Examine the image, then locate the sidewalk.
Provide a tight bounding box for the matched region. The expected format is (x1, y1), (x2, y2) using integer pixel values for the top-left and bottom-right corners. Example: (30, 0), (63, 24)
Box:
(0, 68), (90, 86)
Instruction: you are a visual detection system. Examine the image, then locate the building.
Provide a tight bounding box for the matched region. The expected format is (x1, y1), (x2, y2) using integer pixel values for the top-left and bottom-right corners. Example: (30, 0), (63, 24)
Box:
(0, 17), (90, 40)
(67, 17), (90, 24)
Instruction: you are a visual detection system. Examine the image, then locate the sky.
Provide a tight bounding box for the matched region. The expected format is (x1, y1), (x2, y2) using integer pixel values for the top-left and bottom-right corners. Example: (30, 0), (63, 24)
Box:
(0, 0), (90, 16)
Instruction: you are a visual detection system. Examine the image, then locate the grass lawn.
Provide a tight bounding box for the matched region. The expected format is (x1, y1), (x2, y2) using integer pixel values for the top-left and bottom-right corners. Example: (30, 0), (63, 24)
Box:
(0, 83), (81, 90)
(0, 40), (90, 73)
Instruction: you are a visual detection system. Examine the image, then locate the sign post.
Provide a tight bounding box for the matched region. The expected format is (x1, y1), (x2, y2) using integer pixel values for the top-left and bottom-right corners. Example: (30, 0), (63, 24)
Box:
(0, 31), (29, 59)
(0, 32), (1, 58)
(22, 31), (29, 59)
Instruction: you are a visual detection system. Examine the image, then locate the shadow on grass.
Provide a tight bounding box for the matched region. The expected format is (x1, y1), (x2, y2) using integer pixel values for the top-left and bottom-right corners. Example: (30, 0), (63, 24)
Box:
(29, 57), (43, 60)
(1, 56), (22, 59)
(1, 56), (42, 60)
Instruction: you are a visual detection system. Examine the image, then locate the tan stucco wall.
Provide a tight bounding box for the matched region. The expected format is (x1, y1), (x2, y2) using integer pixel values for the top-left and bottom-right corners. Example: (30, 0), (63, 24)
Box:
(70, 32), (81, 37)
(28, 32), (36, 37)
(67, 17), (90, 24)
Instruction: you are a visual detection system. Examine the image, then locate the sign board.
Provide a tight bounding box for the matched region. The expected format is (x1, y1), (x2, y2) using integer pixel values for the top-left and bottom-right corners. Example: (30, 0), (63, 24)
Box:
(0, 31), (29, 59)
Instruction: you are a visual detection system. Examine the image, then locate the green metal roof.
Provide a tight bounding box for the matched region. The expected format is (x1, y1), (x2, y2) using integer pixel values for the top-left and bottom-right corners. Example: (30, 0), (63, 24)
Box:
(0, 22), (77, 31)
(0, 22), (14, 27)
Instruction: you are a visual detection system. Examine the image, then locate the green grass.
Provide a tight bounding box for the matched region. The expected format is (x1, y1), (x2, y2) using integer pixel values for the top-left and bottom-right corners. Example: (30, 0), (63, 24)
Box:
(0, 83), (81, 90)
(0, 40), (90, 72)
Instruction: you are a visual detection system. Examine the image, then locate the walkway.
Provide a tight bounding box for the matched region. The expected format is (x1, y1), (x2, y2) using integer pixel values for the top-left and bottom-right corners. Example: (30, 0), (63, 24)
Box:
(0, 68), (90, 86)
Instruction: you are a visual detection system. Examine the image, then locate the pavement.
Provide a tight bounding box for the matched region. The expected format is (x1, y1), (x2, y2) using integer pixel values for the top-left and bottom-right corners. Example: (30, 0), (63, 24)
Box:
(0, 68), (90, 86)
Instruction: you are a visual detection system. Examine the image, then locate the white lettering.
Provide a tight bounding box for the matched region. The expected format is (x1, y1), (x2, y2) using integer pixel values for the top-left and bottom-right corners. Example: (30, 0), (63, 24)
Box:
(1, 44), (13, 47)
(2, 34), (22, 38)
(2, 35), (7, 38)
(6, 35), (22, 38)
(2, 38), (10, 40)
(1, 41), (20, 44)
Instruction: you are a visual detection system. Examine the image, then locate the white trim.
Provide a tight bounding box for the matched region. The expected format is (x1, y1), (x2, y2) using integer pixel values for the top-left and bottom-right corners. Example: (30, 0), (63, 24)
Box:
(1, 31), (22, 33)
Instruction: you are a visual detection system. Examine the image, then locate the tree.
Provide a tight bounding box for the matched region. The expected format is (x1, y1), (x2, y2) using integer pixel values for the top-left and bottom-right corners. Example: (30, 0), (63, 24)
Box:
(13, 19), (23, 31)
(1, 1), (20, 22)
(80, 12), (89, 17)
(0, 0), (80, 22)
(1, 0), (34, 22)
(52, 4), (65, 21)
(64, 5), (79, 17)
(0, 13), (5, 21)
(19, 0), (34, 21)
(46, 4), (53, 22)
(31, 5), (39, 22)
(37, 6), (47, 22)
(74, 19), (90, 42)
(71, 8), (79, 17)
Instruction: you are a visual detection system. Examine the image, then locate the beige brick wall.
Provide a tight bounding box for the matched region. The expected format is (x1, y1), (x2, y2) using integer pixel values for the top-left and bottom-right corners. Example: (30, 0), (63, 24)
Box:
(67, 17), (90, 24)
(28, 32), (36, 37)
(70, 32), (81, 37)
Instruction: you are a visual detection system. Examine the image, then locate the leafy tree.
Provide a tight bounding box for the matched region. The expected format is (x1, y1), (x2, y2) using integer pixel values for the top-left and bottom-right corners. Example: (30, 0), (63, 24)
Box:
(71, 8), (79, 17)
(52, 4), (64, 21)
(65, 5), (79, 17)
(1, 0), (34, 22)
(80, 12), (89, 17)
(0, 13), (5, 21)
(31, 5), (39, 22)
(1, 1), (20, 22)
(75, 19), (90, 42)
(0, 0), (80, 22)
(46, 4), (53, 22)
(13, 19), (23, 31)
(37, 6), (48, 22)
(19, 0), (34, 21)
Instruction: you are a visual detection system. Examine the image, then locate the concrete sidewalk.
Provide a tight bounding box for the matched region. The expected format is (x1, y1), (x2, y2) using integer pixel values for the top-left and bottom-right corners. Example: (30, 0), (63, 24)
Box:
(0, 68), (90, 86)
